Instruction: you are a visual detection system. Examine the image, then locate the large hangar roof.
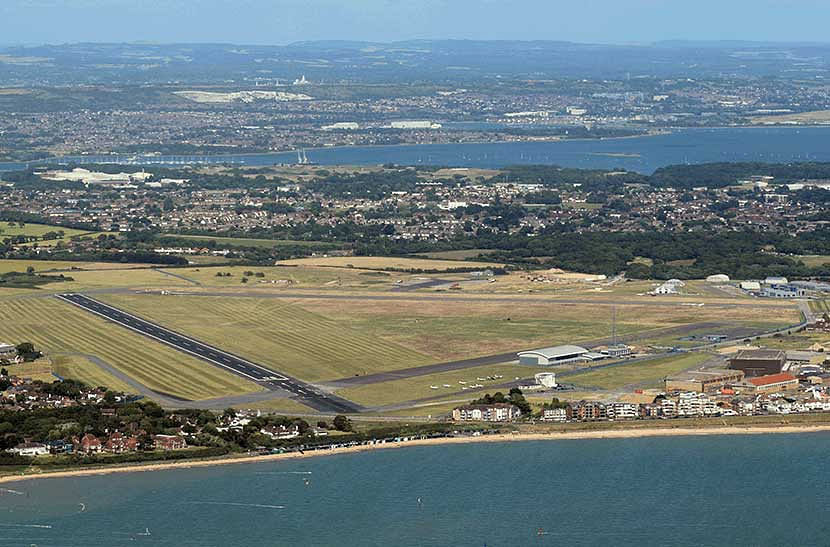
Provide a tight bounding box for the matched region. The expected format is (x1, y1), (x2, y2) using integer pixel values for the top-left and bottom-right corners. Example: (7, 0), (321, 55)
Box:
(518, 345), (589, 359)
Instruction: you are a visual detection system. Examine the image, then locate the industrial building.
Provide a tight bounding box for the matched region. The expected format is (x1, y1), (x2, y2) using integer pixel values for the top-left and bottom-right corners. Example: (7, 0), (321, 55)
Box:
(390, 120), (442, 129)
(665, 369), (745, 393)
(744, 373), (799, 394)
(534, 372), (557, 388)
(653, 278), (685, 295)
(321, 122), (360, 131)
(729, 349), (786, 377)
(785, 350), (825, 367)
(603, 344), (632, 358)
(761, 284), (806, 298)
(518, 345), (589, 366)
(706, 274), (730, 283)
(0, 343), (19, 364)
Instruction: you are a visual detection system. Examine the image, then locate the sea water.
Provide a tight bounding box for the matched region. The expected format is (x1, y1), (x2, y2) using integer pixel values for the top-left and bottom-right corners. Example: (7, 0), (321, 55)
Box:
(3, 126), (830, 174)
(1, 433), (828, 546)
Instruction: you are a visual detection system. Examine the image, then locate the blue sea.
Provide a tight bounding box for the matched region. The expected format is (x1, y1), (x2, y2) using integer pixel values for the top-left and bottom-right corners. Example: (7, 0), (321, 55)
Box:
(2, 433), (829, 546)
(3, 126), (830, 174)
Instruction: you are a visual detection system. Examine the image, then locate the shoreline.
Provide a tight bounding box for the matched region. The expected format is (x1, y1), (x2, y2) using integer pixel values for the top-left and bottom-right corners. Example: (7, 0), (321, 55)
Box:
(4, 423), (830, 485)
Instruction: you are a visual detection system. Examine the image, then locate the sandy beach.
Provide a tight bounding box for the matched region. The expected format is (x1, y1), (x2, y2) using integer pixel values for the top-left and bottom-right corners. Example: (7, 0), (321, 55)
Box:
(3, 423), (830, 485)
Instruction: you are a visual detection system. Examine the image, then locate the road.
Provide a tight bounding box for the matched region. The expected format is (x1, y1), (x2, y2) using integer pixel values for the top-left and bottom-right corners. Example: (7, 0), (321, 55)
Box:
(55, 293), (362, 414)
(153, 268), (202, 286)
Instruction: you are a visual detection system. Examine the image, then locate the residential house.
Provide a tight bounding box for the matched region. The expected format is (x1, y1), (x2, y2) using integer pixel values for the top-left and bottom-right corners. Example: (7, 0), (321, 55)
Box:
(9, 442), (48, 456)
(78, 433), (102, 454)
(154, 434), (187, 451)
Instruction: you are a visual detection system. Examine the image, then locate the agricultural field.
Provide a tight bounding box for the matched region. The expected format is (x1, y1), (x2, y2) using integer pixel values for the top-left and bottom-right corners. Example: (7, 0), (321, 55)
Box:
(98, 294), (433, 382)
(335, 363), (548, 407)
(798, 255), (830, 268)
(0, 297), (261, 400)
(565, 352), (712, 390)
(277, 256), (504, 271)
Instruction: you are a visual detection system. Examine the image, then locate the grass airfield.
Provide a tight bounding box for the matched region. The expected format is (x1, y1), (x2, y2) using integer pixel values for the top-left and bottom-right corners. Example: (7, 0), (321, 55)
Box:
(0, 256), (804, 413)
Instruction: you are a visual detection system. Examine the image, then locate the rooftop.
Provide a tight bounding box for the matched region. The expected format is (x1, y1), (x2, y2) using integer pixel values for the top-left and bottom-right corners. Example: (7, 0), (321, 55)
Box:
(667, 369), (742, 381)
(749, 373), (797, 386)
(518, 345), (589, 359)
(733, 349), (786, 361)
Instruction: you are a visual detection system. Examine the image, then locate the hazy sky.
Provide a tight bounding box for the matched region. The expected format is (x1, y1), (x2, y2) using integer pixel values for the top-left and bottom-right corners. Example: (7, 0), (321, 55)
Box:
(2, 0), (829, 45)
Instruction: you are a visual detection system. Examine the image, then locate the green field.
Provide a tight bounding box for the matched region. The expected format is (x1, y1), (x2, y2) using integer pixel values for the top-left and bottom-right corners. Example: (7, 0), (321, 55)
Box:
(335, 363), (548, 407)
(2, 360), (55, 383)
(566, 352), (711, 390)
(162, 233), (338, 250)
(413, 249), (497, 261)
(0, 222), (108, 247)
(167, 264), (410, 289)
(0, 298), (261, 400)
(232, 397), (323, 414)
(50, 354), (137, 393)
(296, 296), (794, 361)
(809, 300), (830, 314)
(99, 294), (433, 382)
(0, 261), (195, 296)
(798, 255), (830, 268)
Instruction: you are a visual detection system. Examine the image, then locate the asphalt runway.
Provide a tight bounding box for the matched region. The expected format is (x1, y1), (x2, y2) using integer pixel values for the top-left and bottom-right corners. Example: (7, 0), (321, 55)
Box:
(55, 293), (361, 413)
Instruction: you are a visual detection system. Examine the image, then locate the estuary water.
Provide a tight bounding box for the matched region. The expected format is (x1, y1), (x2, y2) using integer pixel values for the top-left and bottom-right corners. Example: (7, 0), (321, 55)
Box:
(2, 433), (829, 546)
(3, 126), (830, 174)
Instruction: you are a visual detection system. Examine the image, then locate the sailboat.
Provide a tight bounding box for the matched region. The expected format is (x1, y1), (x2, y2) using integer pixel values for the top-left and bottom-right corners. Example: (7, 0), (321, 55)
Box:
(296, 148), (316, 166)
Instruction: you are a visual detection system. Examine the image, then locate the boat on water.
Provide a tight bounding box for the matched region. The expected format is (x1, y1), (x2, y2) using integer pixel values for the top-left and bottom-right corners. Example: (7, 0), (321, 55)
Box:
(296, 148), (316, 165)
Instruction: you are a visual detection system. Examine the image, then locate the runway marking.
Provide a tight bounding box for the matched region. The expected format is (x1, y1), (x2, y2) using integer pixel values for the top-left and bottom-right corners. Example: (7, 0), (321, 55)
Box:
(55, 293), (362, 413)
(56, 294), (287, 382)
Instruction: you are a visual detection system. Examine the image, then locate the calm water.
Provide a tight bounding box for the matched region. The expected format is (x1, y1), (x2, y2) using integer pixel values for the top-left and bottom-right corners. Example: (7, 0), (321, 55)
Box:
(2, 433), (829, 546)
(3, 126), (830, 173)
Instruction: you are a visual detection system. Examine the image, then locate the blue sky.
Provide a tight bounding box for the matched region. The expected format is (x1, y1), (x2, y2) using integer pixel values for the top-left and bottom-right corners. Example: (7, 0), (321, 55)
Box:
(1, 0), (829, 45)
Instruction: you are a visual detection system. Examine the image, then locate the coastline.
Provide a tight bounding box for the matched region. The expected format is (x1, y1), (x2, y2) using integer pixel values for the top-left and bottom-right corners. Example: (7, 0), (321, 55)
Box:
(4, 423), (830, 485)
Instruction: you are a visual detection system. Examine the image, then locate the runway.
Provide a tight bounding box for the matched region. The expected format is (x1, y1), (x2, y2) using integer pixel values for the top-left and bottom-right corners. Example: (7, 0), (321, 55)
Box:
(55, 293), (361, 414)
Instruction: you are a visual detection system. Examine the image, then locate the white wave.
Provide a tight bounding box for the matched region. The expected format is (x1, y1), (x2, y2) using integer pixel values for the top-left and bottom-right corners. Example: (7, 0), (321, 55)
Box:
(255, 471), (312, 475)
(185, 501), (284, 509)
(0, 524), (52, 529)
(0, 488), (24, 495)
